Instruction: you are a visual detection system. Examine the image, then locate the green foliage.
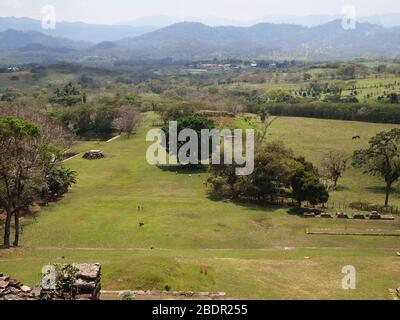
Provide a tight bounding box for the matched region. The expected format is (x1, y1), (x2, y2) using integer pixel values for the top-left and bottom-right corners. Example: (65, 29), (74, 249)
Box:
(353, 128), (400, 206)
(338, 64), (356, 80)
(119, 291), (135, 300)
(60, 104), (118, 138)
(265, 89), (296, 103)
(123, 93), (142, 107)
(43, 264), (79, 301)
(93, 105), (118, 137)
(208, 141), (328, 205)
(0, 89), (19, 102)
(43, 166), (77, 199)
(265, 102), (400, 124)
(158, 103), (195, 124)
(78, 75), (97, 88)
(49, 82), (84, 106)
(162, 115), (215, 164)
(0, 116), (40, 138)
(291, 170), (329, 206)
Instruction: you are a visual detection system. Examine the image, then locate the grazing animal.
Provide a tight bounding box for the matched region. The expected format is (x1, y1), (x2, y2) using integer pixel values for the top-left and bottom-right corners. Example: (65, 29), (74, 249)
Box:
(352, 135), (361, 140)
(139, 222), (145, 228)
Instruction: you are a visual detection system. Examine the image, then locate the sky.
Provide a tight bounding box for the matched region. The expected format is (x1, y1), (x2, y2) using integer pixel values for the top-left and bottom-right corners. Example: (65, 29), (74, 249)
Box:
(0, 0), (399, 24)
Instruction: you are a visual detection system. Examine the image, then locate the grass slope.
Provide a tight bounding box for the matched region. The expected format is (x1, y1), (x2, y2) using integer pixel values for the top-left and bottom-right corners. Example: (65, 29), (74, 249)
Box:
(0, 115), (399, 299)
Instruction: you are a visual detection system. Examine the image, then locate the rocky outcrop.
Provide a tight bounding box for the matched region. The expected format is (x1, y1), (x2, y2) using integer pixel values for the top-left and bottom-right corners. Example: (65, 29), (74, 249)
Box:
(83, 150), (105, 160)
(0, 274), (40, 300)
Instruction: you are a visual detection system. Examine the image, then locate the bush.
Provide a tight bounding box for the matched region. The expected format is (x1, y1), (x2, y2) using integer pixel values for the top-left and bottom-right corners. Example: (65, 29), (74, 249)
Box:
(44, 166), (77, 199)
(119, 291), (135, 300)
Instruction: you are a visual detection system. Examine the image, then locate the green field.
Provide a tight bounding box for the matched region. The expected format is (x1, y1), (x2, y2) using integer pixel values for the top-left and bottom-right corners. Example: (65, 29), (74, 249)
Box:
(0, 115), (399, 300)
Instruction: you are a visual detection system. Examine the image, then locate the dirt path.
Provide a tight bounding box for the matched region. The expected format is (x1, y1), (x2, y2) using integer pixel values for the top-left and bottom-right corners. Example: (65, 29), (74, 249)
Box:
(106, 135), (121, 143)
(1, 245), (398, 252)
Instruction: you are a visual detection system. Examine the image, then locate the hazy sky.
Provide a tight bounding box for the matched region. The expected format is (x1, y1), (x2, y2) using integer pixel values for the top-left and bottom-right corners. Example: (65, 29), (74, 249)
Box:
(0, 0), (399, 24)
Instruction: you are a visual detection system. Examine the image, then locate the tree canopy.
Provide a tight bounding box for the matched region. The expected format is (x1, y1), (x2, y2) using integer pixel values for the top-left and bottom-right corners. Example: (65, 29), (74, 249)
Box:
(353, 128), (400, 206)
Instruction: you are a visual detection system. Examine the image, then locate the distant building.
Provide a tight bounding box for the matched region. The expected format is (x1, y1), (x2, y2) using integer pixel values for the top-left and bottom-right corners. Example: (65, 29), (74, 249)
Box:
(199, 63), (218, 70)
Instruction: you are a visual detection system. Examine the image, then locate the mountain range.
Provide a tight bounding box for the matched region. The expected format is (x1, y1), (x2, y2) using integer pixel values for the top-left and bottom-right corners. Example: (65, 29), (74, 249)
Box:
(125, 13), (400, 28)
(0, 17), (157, 43)
(116, 21), (400, 60)
(1, 19), (400, 64)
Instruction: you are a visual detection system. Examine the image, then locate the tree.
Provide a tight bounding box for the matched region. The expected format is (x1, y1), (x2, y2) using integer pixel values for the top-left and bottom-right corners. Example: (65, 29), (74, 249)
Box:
(1, 89), (18, 102)
(338, 64), (356, 80)
(321, 150), (348, 190)
(59, 104), (119, 138)
(0, 117), (50, 247)
(265, 89), (296, 103)
(93, 105), (118, 137)
(236, 142), (295, 202)
(43, 166), (77, 200)
(49, 82), (84, 106)
(291, 169), (329, 206)
(112, 106), (143, 138)
(207, 140), (327, 205)
(353, 129), (400, 206)
(162, 116), (215, 164)
(158, 103), (195, 124)
(303, 73), (312, 81)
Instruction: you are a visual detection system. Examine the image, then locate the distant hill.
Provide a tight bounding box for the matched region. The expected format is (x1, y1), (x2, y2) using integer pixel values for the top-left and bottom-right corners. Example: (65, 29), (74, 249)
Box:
(125, 13), (400, 28)
(116, 20), (400, 60)
(0, 17), (158, 43)
(91, 41), (119, 50)
(0, 29), (89, 50)
(2, 20), (400, 64)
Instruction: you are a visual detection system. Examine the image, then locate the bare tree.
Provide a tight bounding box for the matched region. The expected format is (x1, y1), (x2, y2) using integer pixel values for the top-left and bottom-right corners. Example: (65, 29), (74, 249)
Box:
(0, 105), (75, 152)
(112, 106), (143, 138)
(321, 150), (348, 191)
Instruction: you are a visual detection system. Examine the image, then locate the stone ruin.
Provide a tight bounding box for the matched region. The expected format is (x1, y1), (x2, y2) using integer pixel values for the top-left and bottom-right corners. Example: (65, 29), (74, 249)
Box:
(320, 212), (333, 219)
(336, 212), (350, 219)
(73, 263), (102, 300)
(1, 263), (101, 301)
(83, 150), (105, 160)
(0, 274), (40, 300)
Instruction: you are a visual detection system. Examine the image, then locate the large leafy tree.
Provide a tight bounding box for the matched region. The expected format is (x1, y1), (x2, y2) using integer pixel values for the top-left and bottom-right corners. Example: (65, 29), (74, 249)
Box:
(162, 116), (215, 164)
(0, 117), (51, 247)
(158, 103), (195, 124)
(291, 170), (329, 206)
(49, 82), (84, 106)
(352, 129), (400, 207)
(236, 142), (295, 202)
(207, 140), (328, 206)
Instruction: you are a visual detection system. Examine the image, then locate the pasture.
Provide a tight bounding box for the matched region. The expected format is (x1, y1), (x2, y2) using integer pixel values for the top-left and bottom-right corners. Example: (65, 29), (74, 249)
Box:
(0, 115), (399, 300)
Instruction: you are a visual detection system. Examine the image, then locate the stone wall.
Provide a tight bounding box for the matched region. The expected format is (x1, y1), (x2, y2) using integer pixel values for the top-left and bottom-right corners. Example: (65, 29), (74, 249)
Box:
(0, 274), (40, 300)
(1, 263), (101, 300)
(73, 263), (101, 300)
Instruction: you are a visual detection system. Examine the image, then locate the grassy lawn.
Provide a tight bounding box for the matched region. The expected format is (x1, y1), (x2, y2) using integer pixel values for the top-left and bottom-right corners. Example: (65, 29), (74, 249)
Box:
(0, 115), (399, 300)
